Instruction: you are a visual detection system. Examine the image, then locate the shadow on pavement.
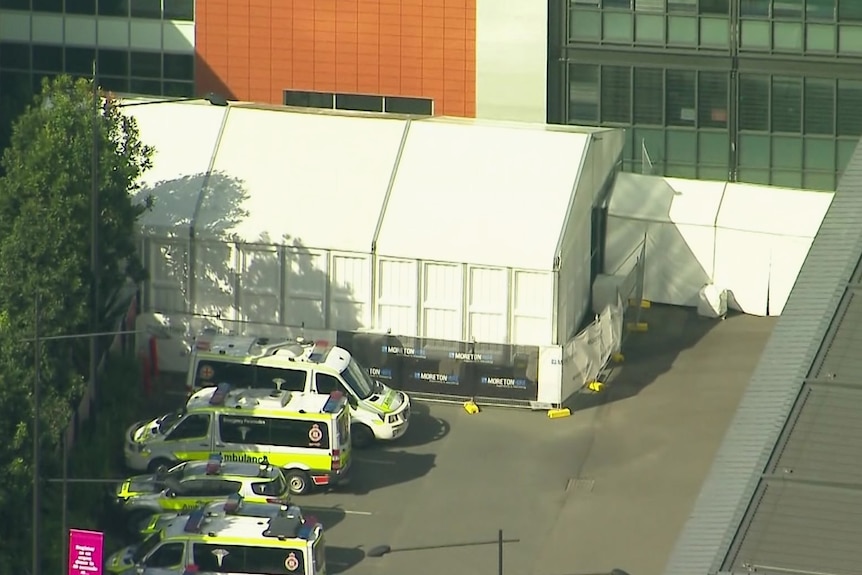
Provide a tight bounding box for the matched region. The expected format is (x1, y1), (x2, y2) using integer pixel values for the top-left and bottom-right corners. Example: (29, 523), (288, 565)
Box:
(347, 450), (436, 495)
(384, 401), (449, 449)
(326, 546), (366, 574)
(300, 505), (346, 533)
(566, 304), (727, 412)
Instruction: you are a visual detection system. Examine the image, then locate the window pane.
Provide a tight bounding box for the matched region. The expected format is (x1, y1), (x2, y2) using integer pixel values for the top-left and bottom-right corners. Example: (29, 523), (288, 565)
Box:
(131, 51), (162, 78)
(131, 0), (161, 18)
(603, 0), (632, 8)
(807, 0), (836, 20)
(773, 0), (803, 18)
(570, 9), (601, 41)
(67, 0), (97, 14)
(603, 12), (634, 42)
(163, 81), (194, 97)
(634, 68), (663, 124)
(700, 18), (729, 46)
(0, 42), (30, 70)
(601, 66), (631, 123)
(65, 47), (96, 76)
(803, 172), (835, 190)
(335, 93), (383, 112)
(569, 64), (599, 123)
(838, 0), (862, 21)
(665, 70), (695, 126)
(164, 0), (194, 20)
(807, 23), (836, 51)
(0, 0), (29, 9)
(634, 0), (663, 11)
(738, 134), (771, 167)
(804, 78), (835, 134)
(741, 20), (771, 49)
(772, 169), (802, 188)
(667, 0), (696, 12)
(162, 53), (193, 81)
(698, 72), (727, 128)
(804, 137), (835, 170)
(774, 22), (803, 51)
(385, 96), (433, 115)
(771, 76), (802, 133)
(635, 14), (664, 43)
(284, 90), (334, 109)
(741, 0), (770, 16)
(32, 0), (62, 12)
(668, 16), (698, 44)
(99, 0), (129, 16)
(699, 0), (729, 14)
(772, 135), (803, 169)
(98, 49), (128, 76)
(698, 131), (729, 168)
(739, 75), (769, 130)
(99, 76), (129, 94)
(32, 45), (63, 73)
(839, 25), (862, 54)
(837, 79), (862, 136)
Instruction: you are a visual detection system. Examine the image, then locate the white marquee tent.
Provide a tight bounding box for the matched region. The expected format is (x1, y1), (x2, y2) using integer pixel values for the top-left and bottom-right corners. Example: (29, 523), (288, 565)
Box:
(126, 99), (623, 374)
(605, 173), (834, 316)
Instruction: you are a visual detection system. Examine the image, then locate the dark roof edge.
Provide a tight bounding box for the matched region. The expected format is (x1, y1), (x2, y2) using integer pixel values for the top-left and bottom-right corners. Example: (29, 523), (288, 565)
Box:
(662, 139), (862, 575)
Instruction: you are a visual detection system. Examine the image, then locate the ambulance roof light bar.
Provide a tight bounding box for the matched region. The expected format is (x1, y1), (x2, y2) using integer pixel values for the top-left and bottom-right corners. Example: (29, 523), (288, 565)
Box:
(223, 493), (243, 513)
(322, 391), (345, 413)
(209, 383), (231, 406)
(184, 509), (207, 533)
(297, 516), (320, 540)
(205, 453), (223, 475)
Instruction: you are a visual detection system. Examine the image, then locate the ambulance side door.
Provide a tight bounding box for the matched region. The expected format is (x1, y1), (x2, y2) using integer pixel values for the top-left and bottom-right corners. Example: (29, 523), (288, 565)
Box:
(163, 413), (213, 461)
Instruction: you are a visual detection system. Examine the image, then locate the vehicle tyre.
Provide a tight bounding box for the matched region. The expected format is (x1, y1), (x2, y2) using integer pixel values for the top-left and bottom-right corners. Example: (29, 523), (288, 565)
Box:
(127, 510), (154, 535)
(351, 424), (375, 449)
(147, 458), (172, 475)
(284, 470), (312, 496)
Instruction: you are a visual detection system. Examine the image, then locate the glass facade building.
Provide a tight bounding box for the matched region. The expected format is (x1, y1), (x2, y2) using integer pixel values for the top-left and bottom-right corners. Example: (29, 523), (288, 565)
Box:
(550, 0), (862, 190)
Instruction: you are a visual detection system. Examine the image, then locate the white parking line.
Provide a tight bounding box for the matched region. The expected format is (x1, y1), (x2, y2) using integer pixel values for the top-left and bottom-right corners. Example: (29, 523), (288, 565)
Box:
(354, 456), (396, 465)
(343, 510), (373, 516)
(305, 507), (373, 516)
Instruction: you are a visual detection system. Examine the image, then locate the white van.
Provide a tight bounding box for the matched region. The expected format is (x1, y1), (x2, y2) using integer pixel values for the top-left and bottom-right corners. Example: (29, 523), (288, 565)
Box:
(187, 334), (411, 448)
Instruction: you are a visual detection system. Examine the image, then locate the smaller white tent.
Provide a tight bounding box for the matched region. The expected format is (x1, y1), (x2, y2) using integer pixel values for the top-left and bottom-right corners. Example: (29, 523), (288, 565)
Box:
(605, 174), (834, 317)
(605, 173), (725, 307)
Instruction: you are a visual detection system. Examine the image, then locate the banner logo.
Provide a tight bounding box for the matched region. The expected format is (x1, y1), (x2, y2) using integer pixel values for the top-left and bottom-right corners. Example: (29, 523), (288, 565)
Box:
(369, 367), (393, 379)
(481, 376), (527, 389)
(382, 345), (427, 358)
(448, 351), (493, 363)
(413, 372), (459, 385)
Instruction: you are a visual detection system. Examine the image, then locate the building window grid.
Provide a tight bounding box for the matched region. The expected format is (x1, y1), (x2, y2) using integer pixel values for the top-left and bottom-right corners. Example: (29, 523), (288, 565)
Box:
(0, 42), (194, 98)
(0, 0), (194, 21)
(569, 0), (733, 48)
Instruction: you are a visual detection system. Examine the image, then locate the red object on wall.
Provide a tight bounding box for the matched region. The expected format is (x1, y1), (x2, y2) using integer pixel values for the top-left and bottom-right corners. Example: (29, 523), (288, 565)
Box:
(195, 0), (477, 117)
(148, 336), (160, 378)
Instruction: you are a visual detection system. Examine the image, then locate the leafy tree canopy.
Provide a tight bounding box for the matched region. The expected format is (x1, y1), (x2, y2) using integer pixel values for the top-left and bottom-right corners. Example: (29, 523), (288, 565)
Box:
(0, 75), (154, 573)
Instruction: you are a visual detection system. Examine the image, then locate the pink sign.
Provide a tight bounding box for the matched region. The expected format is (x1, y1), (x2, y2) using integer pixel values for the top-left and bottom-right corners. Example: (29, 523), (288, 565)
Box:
(68, 529), (104, 575)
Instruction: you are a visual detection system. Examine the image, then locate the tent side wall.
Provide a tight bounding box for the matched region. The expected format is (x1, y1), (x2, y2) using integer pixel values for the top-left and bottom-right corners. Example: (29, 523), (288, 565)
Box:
(557, 129), (624, 344)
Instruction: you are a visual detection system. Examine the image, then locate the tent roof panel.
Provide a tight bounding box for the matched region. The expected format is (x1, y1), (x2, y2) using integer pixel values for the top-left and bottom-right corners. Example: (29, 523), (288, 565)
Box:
(608, 173), (725, 226)
(196, 107), (405, 251)
(374, 119), (589, 270)
(126, 100), (229, 235)
(717, 183), (834, 237)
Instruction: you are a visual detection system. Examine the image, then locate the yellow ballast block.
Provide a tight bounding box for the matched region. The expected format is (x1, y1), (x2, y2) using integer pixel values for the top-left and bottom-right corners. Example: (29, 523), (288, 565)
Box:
(611, 352), (625, 363)
(626, 322), (649, 332)
(587, 381), (605, 392)
(547, 408), (571, 419)
(463, 401), (480, 414)
(628, 299), (651, 309)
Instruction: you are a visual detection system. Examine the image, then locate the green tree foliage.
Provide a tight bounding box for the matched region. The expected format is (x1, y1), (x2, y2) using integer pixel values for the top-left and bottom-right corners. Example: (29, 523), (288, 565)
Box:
(0, 75), (153, 574)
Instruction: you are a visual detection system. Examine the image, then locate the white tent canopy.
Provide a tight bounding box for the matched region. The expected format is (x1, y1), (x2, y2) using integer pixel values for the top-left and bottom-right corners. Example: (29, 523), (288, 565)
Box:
(605, 173), (834, 316)
(125, 99), (618, 348)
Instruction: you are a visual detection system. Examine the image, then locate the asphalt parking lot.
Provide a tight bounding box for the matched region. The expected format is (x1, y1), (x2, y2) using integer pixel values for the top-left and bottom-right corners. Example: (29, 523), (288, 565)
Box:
(300, 305), (777, 575)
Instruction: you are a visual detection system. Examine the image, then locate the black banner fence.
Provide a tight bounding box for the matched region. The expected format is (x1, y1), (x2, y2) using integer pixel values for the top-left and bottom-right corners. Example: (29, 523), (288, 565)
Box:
(335, 331), (540, 406)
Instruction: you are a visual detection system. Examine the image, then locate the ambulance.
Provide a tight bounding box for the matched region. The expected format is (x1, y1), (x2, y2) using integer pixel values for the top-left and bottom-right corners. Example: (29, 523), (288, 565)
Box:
(105, 506), (325, 575)
(124, 386), (351, 495)
(187, 334), (410, 448)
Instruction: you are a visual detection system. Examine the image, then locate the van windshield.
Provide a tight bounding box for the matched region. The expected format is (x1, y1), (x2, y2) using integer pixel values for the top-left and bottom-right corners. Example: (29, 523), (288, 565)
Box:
(157, 410), (184, 434)
(341, 359), (376, 400)
(132, 531), (162, 564)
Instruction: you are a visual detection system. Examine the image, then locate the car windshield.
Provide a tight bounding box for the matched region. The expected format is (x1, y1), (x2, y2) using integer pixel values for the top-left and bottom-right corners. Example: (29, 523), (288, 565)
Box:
(341, 359), (375, 400)
(251, 472), (288, 497)
(131, 531), (162, 564)
(157, 409), (184, 434)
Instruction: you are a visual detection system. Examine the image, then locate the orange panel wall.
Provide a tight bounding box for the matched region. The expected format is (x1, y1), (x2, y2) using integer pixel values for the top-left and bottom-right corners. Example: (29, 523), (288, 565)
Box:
(196, 0), (476, 117)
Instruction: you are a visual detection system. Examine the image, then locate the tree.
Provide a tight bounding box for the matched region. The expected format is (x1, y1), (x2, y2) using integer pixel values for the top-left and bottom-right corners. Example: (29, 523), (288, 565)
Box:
(0, 75), (153, 574)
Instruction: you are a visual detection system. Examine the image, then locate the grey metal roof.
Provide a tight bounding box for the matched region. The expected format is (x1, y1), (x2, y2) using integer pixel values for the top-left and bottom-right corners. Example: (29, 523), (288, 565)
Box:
(663, 139), (862, 575)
